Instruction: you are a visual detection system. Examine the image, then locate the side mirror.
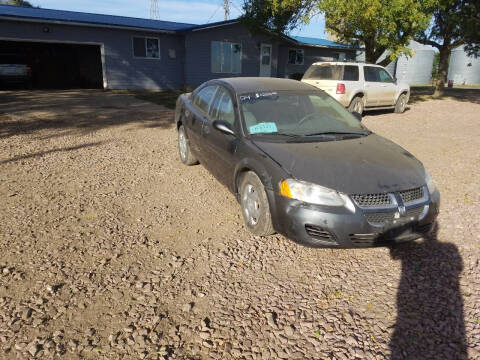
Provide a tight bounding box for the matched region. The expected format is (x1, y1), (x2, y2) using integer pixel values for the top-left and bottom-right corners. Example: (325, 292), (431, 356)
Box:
(212, 120), (235, 136)
(393, 77), (397, 84)
(352, 111), (362, 122)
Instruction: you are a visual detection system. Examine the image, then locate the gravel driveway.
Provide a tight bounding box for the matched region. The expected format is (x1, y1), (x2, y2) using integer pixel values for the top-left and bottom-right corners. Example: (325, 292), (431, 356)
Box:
(1, 90), (479, 360)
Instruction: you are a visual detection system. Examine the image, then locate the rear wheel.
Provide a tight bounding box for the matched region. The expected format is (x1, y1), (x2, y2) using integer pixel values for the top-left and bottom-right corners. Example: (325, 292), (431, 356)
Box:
(394, 93), (407, 113)
(178, 125), (198, 165)
(239, 172), (275, 236)
(348, 96), (364, 115)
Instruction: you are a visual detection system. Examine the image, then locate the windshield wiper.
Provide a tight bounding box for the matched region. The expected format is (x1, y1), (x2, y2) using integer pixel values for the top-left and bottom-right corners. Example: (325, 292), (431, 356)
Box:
(303, 130), (371, 137)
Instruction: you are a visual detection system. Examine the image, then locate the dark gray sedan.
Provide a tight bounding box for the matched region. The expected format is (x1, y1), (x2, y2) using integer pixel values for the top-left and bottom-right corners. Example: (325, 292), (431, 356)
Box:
(175, 77), (440, 248)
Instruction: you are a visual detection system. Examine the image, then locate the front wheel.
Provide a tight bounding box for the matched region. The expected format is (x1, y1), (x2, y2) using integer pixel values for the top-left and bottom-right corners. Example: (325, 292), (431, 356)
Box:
(348, 96), (364, 115)
(239, 172), (275, 236)
(394, 93), (407, 113)
(178, 125), (198, 165)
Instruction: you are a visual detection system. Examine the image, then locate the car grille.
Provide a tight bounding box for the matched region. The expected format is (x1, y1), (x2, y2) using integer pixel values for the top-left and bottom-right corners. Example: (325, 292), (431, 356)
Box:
(305, 224), (337, 244)
(364, 212), (396, 225)
(351, 193), (392, 207)
(399, 187), (424, 204)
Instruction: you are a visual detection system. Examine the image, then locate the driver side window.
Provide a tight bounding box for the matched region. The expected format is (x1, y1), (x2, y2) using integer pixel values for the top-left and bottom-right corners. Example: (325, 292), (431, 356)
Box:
(194, 85), (218, 114)
(210, 88), (235, 126)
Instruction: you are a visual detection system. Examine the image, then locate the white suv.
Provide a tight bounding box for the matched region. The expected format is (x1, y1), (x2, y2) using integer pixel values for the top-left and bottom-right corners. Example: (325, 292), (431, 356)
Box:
(301, 62), (410, 114)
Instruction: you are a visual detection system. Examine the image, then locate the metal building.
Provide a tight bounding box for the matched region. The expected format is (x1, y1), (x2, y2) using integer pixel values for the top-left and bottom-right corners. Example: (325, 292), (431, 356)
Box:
(383, 41), (435, 85)
(447, 46), (480, 85)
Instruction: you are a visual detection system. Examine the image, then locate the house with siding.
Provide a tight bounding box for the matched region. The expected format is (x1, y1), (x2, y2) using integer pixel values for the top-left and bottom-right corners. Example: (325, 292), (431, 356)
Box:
(0, 4), (360, 90)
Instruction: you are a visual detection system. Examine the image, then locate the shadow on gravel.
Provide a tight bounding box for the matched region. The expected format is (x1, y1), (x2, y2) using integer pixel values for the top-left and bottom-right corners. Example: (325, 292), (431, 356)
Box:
(409, 87), (480, 105)
(0, 90), (175, 139)
(389, 225), (467, 359)
(0, 141), (107, 164)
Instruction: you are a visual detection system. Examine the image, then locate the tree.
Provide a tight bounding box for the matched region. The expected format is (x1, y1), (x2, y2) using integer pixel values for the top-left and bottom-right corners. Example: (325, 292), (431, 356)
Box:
(415, 0), (480, 96)
(0, 0), (34, 6)
(241, 0), (313, 34)
(462, 0), (480, 56)
(316, 0), (434, 66)
(241, 0), (434, 66)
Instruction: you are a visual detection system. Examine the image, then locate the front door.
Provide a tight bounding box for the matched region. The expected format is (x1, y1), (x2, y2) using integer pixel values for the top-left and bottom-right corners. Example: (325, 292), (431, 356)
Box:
(201, 86), (238, 187)
(259, 44), (272, 77)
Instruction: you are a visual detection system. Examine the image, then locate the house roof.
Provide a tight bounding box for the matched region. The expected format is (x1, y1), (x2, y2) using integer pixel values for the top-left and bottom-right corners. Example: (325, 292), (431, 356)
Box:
(290, 36), (360, 50)
(189, 19), (239, 31)
(0, 4), (196, 32)
(0, 4), (359, 50)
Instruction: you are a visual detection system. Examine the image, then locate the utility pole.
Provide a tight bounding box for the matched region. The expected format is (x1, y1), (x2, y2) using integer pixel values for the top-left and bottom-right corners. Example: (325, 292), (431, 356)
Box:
(150, 0), (160, 20)
(224, 0), (229, 20)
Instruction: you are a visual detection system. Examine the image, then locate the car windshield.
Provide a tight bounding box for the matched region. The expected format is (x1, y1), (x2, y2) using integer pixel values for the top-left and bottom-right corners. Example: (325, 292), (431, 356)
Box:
(240, 90), (367, 138)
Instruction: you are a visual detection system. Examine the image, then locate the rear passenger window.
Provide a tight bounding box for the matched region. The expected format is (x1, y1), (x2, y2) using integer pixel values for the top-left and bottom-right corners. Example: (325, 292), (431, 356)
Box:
(194, 86), (218, 114)
(303, 64), (359, 81)
(343, 65), (359, 81)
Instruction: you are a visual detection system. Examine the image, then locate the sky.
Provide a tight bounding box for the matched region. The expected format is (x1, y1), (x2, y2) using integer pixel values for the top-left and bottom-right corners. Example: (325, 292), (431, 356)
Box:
(29, 0), (326, 38)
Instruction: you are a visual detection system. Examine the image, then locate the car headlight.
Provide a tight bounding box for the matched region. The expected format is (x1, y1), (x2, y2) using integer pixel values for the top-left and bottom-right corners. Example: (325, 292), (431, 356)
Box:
(425, 169), (437, 195)
(280, 179), (355, 212)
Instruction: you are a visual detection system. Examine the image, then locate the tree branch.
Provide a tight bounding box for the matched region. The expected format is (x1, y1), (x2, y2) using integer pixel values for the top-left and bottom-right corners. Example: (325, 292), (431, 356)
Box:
(450, 39), (466, 48)
(414, 37), (441, 49)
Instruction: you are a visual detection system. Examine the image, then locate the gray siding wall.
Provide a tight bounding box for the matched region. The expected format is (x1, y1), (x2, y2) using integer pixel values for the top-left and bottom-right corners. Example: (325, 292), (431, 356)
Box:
(185, 23), (281, 87)
(278, 45), (357, 78)
(0, 19), (185, 89)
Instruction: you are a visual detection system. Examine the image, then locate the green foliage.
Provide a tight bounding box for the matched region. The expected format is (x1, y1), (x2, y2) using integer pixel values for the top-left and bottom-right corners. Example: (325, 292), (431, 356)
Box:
(416, 0), (478, 52)
(316, 0), (434, 64)
(415, 0), (479, 94)
(241, 0), (434, 65)
(241, 0), (313, 34)
(0, 0), (34, 6)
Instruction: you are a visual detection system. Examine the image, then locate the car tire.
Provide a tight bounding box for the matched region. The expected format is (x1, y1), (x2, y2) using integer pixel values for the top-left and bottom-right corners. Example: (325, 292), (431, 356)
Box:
(178, 125), (198, 166)
(394, 93), (407, 113)
(348, 96), (364, 115)
(239, 171), (275, 236)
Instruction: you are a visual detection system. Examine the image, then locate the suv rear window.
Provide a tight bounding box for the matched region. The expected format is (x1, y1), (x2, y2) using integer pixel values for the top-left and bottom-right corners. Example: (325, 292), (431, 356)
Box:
(303, 64), (359, 81)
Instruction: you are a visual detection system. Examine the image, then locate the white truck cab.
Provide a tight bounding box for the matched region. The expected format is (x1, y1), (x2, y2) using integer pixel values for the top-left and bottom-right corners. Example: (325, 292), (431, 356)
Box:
(301, 62), (410, 114)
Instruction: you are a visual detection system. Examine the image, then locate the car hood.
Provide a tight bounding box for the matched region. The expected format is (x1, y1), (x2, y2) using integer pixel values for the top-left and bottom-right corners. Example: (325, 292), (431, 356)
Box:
(252, 134), (425, 194)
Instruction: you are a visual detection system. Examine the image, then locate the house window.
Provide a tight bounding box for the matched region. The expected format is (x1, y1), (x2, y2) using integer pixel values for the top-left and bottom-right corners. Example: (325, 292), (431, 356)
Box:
(334, 52), (346, 61)
(288, 49), (304, 65)
(133, 37), (160, 59)
(211, 41), (242, 74)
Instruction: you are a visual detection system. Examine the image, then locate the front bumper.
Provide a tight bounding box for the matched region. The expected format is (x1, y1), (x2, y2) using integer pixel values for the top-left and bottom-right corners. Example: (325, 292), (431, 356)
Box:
(268, 189), (440, 248)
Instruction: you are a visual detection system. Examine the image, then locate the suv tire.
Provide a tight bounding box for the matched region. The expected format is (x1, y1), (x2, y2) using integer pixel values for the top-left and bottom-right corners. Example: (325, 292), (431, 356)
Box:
(348, 96), (364, 115)
(394, 93), (407, 113)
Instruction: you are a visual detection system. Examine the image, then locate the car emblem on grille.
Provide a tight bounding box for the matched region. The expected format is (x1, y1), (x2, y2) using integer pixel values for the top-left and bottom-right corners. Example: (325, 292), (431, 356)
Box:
(398, 205), (406, 216)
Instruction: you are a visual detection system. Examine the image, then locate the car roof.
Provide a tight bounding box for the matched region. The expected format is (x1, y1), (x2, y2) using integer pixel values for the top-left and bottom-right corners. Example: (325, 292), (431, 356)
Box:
(310, 61), (382, 67)
(212, 77), (317, 94)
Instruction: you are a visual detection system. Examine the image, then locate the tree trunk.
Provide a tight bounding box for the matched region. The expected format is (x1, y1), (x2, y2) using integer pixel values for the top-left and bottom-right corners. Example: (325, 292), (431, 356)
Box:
(434, 47), (451, 97)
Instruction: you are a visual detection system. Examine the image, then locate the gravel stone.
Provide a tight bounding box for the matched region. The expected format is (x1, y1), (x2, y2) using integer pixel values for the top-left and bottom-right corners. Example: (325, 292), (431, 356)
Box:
(0, 91), (478, 359)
